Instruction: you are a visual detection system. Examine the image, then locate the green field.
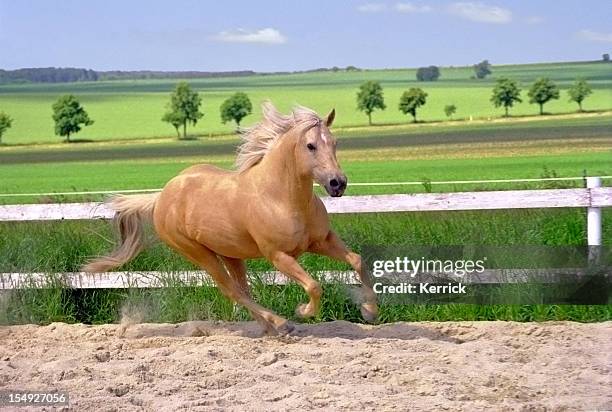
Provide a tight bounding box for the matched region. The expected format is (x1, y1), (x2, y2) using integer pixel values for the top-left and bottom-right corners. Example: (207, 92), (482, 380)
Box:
(1, 61), (611, 144)
(1, 114), (611, 204)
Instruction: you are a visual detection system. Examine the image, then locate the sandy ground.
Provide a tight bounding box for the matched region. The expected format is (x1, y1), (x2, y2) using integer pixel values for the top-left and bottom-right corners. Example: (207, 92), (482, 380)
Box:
(0, 320), (610, 411)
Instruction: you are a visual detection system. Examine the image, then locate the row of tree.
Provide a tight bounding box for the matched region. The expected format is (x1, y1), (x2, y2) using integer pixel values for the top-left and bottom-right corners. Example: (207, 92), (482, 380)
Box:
(355, 78), (594, 124)
(491, 77), (592, 116)
(0, 67), (259, 84)
(0, 82), (252, 143)
(0, 78), (597, 144)
(160, 83), (253, 139)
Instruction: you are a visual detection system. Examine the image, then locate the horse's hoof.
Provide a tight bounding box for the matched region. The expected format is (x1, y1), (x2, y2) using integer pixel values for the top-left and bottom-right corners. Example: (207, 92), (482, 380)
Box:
(295, 303), (315, 319)
(259, 323), (277, 336)
(275, 320), (295, 336)
(361, 303), (378, 323)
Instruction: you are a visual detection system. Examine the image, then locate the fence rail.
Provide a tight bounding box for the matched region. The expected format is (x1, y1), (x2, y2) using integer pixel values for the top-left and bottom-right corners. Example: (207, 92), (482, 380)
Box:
(0, 269), (591, 290)
(1, 187), (611, 221)
(1, 175), (610, 198)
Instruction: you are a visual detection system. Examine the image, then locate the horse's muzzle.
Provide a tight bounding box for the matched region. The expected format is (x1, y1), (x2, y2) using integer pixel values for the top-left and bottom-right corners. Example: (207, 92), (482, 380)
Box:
(326, 175), (347, 197)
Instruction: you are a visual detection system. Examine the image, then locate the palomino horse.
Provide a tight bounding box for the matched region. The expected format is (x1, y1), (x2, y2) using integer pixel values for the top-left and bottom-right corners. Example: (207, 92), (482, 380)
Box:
(83, 102), (378, 335)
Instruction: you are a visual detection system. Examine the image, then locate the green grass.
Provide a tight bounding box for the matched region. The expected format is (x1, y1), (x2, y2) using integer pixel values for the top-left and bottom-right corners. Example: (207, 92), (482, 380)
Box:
(1, 208), (610, 325)
(1, 61), (611, 144)
(1, 114), (610, 203)
(1, 151), (610, 204)
(2, 113), (611, 161)
(4, 209), (609, 274)
(3, 288), (609, 325)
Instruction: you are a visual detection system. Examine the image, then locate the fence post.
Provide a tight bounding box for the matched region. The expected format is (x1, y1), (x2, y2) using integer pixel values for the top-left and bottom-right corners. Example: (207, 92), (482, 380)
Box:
(586, 177), (602, 264)
(586, 177), (602, 246)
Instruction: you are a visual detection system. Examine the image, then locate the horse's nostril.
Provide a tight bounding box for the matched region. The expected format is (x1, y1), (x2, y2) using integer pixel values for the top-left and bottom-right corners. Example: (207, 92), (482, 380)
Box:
(330, 179), (339, 188)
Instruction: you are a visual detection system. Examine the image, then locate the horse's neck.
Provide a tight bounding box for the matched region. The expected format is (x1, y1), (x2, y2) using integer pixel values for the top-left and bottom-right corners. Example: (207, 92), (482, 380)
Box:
(251, 132), (314, 213)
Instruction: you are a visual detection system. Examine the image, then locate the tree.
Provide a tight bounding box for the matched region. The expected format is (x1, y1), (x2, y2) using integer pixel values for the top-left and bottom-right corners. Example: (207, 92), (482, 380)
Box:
(220, 92), (253, 129)
(444, 104), (457, 119)
(0, 112), (13, 144)
(356, 81), (386, 125)
(51, 95), (94, 142)
(473, 60), (492, 79)
(162, 82), (203, 139)
(490, 78), (522, 117)
(528, 78), (560, 115)
(416, 66), (440, 81)
(603, 53), (610, 62)
(398, 88), (428, 122)
(161, 111), (183, 139)
(567, 79), (593, 112)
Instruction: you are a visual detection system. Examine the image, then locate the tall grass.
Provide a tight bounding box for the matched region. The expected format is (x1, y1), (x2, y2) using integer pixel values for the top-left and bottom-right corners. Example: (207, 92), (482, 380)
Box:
(1, 209), (610, 325)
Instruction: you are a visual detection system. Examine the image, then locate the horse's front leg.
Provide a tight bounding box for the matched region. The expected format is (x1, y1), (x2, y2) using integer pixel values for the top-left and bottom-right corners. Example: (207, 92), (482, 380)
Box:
(269, 251), (323, 318)
(309, 231), (378, 322)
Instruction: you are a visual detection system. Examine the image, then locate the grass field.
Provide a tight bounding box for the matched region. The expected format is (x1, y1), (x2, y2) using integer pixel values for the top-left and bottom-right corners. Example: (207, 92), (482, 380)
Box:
(1, 61), (611, 144)
(1, 114), (611, 204)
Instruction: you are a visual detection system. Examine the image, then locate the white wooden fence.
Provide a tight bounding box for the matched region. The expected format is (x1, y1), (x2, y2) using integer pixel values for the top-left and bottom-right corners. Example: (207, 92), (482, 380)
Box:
(1, 177), (610, 289)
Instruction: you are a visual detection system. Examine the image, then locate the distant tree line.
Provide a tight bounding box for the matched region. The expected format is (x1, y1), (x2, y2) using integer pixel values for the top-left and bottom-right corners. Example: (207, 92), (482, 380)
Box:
(416, 59), (492, 82)
(0, 66), (365, 84)
(98, 70), (256, 81)
(2, 58), (608, 85)
(0, 68), (98, 84)
(0, 67), (258, 84)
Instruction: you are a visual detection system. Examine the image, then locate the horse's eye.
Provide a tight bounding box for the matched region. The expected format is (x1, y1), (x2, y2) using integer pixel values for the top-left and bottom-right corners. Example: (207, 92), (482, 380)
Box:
(307, 143), (316, 151)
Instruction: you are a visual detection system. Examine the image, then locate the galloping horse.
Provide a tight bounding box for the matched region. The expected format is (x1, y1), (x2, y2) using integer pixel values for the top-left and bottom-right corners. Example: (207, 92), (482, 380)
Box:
(83, 102), (378, 335)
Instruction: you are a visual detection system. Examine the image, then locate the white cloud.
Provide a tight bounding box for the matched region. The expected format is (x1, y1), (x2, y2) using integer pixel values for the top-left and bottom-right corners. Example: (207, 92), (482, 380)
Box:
(357, 3), (387, 12)
(395, 3), (432, 13)
(212, 28), (287, 44)
(448, 2), (512, 24)
(577, 29), (612, 43)
(525, 16), (543, 24)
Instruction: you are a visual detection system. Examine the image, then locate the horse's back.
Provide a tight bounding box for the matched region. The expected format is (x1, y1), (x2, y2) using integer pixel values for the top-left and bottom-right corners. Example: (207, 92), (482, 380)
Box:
(154, 163), (260, 258)
(179, 163), (235, 178)
(158, 163), (240, 211)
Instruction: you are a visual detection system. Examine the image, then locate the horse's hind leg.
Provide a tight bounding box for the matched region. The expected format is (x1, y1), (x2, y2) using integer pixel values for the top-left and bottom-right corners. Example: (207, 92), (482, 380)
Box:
(269, 251), (323, 319)
(221, 257), (250, 296)
(163, 234), (293, 335)
(309, 231), (378, 322)
(221, 256), (275, 334)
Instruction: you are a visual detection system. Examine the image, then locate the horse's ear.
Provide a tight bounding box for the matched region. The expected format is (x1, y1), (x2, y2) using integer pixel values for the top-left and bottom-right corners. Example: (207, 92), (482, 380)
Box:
(325, 108), (336, 127)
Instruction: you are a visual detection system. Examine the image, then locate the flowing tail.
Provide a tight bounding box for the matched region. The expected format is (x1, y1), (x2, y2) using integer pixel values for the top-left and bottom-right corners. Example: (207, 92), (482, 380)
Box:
(81, 193), (160, 273)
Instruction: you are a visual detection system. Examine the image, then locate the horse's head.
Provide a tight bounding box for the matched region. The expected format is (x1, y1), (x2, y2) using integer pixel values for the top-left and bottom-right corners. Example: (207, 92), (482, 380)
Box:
(296, 109), (347, 197)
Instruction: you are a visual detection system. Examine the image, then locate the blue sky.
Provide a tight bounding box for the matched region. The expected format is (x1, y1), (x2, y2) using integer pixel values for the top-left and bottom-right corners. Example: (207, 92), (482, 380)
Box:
(1, 0), (611, 71)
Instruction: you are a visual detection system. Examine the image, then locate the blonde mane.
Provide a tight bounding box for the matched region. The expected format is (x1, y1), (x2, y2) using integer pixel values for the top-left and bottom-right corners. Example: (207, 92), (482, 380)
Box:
(235, 102), (322, 171)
